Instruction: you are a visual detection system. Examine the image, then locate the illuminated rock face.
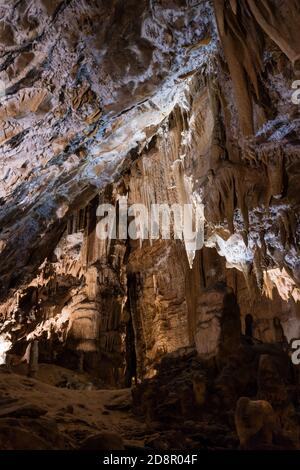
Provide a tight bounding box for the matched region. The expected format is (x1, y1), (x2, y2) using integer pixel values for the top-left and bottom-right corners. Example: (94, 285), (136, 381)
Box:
(0, 0), (300, 394)
(0, 0), (216, 296)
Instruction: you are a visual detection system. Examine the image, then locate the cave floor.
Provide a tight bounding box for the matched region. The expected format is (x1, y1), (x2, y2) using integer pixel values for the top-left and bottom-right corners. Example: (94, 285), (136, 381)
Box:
(0, 365), (146, 450)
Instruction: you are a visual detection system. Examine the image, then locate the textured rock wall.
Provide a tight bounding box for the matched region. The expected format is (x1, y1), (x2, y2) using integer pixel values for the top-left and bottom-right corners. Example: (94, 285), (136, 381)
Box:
(1, 0), (300, 389)
(0, 0), (216, 296)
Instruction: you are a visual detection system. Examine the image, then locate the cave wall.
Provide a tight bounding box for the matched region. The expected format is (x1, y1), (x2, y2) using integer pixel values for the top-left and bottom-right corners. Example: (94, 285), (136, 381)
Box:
(1, 0), (300, 387)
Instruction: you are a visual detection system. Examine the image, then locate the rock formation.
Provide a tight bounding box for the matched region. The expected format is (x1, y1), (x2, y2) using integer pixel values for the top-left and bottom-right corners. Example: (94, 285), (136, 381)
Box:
(0, 0), (300, 451)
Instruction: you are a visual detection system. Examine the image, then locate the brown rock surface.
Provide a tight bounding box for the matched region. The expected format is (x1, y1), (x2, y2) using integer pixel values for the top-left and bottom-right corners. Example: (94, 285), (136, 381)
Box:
(0, 0), (300, 451)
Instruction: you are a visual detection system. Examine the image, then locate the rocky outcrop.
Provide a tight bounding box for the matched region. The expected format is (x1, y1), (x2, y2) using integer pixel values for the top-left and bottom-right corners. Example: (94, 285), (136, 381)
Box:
(195, 283), (241, 363)
(0, 0), (300, 451)
(235, 397), (276, 450)
(0, 0), (216, 297)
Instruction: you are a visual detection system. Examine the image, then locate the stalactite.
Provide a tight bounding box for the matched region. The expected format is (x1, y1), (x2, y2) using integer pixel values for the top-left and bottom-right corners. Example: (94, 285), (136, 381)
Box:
(253, 246), (263, 292)
(246, 0), (300, 66)
(205, 163), (259, 233)
(213, 0), (264, 136)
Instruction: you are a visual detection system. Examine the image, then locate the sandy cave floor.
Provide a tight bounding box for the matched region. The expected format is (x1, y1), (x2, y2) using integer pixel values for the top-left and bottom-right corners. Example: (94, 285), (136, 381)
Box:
(0, 364), (146, 450)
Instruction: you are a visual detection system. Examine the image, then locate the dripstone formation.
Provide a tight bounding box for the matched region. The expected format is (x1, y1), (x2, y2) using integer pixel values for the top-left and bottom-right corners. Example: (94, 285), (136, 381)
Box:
(0, 0), (300, 450)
